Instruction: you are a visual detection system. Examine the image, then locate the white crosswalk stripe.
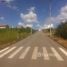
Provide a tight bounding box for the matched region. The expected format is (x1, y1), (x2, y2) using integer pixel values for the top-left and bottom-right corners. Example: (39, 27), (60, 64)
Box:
(32, 47), (38, 60)
(51, 47), (64, 61)
(0, 46), (67, 61)
(0, 47), (9, 53)
(19, 47), (31, 59)
(59, 47), (67, 56)
(8, 47), (23, 59)
(0, 47), (16, 58)
(43, 47), (50, 60)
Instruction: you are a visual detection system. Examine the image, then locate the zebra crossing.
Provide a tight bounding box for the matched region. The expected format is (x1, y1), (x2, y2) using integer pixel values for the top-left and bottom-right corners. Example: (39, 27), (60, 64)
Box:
(0, 46), (67, 61)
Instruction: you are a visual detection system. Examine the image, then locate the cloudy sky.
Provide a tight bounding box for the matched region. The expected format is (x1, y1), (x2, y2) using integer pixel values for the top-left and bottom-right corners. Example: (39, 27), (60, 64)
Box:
(0, 0), (67, 28)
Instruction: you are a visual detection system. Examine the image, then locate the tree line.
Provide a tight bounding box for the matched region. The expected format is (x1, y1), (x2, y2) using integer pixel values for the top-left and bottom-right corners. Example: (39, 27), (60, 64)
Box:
(55, 21), (67, 39)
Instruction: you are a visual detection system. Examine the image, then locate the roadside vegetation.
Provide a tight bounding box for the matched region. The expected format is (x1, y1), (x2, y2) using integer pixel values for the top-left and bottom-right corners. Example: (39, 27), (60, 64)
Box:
(43, 21), (67, 48)
(55, 22), (67, 39)
(0, 27), (35, 49)
(54, 22), (67, 48)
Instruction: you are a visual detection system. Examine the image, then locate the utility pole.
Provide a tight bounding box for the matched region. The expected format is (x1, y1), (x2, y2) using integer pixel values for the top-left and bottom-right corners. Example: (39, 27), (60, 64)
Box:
(30, 24), (33, 35)
(49, 0), (52, 37)
(31, 27), (32, 34)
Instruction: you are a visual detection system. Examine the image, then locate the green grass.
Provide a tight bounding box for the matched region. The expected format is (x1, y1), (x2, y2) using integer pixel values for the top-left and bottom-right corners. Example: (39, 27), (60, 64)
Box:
(0, 28), (31, 49)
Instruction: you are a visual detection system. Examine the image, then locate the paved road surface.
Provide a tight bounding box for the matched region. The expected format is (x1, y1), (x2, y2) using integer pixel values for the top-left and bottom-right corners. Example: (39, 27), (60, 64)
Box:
(0, 31), (67, 67)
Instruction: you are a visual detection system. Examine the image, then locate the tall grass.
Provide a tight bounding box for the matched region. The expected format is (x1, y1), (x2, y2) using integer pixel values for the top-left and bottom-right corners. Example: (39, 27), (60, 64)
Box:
(0, 28), (31, 46)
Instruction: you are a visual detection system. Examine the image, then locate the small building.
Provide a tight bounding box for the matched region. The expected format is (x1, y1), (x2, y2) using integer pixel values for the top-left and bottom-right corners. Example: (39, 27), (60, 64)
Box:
(0, 24), (9, 29)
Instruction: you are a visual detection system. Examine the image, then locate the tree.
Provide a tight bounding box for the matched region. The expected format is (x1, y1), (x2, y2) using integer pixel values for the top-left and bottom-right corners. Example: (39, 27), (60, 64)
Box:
(55, 22), (67, 39)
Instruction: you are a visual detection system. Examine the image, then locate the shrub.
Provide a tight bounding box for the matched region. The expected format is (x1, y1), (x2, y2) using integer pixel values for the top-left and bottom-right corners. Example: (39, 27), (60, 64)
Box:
(55, 22), (67, 39)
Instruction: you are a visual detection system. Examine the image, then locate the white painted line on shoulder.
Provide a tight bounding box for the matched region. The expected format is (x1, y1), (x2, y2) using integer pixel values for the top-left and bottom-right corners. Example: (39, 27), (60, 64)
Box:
(19, 47), (30, 59)
(0, 47), (16, 58)
(51, 47), (64, 61)
(8, 47), (23, 59)
(0, 47), (9, 53)
(59, 47), (67, 56)
(42, 47), (50, 60)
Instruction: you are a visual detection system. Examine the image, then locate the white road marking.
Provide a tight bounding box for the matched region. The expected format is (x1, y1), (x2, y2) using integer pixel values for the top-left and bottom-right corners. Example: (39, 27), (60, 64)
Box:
(43, 47), (50, 60)
(38, 52), (42, 57)
(0, 46), (66, 61)
(51, 47), (64, 61)
(32, 47), (39, 60)
(8, 47), (23, 59)
(0, 47), (16, 58)
(59, 47), (67, 56)
(0, 47), (9, 53)
(19, 47), (30, 59)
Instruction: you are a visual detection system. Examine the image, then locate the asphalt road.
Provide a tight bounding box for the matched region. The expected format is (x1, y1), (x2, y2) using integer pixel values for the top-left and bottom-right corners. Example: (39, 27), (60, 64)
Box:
(0, 31), (67, 67)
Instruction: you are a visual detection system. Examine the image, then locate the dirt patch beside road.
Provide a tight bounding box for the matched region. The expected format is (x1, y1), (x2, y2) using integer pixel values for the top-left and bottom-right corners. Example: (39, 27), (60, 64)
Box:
(52, 37), (67, 49)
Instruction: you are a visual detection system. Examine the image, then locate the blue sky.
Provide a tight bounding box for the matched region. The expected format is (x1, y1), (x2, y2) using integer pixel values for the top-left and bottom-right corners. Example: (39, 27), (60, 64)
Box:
(0, 0), (67, 28)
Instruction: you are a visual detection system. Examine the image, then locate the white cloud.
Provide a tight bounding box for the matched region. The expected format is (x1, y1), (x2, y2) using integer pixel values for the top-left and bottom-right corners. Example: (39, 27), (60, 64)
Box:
(18, 22), (33, 28)
(56, 5), (67, 23)
(0, 0), (19, 11)
(4, 0), (14, 4)
(0, 0), (14, 4)
(44, 5), (67, 27)
(36, 24), (41, 27)
(0, 16), (4, 20)
(18, 22), (26, 28)
(42, 24), (54, 29)
(20, 7), (38, 24)
(25, 24), (33, 28)
(27, 7), (35, 12)
(18, 22), (24, 26)
(44, 17), (55, 24)
(7, 5), (19, 10)
(5, 0), (19, 11)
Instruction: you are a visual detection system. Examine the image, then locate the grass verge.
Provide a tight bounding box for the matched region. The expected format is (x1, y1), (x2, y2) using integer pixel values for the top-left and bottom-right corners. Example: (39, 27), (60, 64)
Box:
(0, 28), (31, 49)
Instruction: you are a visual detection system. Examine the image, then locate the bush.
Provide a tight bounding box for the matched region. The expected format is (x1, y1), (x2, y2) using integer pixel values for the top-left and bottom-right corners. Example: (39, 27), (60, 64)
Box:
(55, 22), (67, 39)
